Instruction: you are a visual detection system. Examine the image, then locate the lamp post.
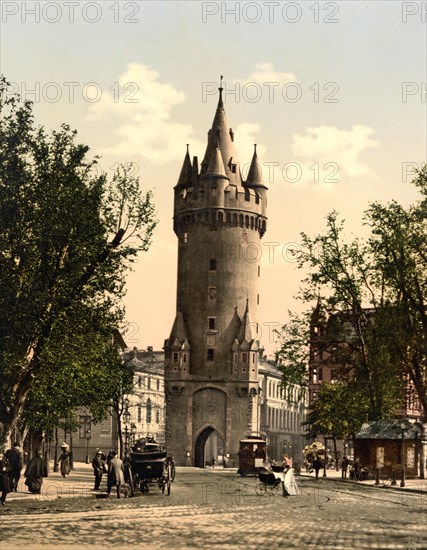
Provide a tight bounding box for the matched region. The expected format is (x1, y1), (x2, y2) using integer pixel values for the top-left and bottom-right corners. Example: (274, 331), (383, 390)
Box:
(85, 428), (91, 464)
(123, 400), (131, 457)
(400, 420), (406, 488)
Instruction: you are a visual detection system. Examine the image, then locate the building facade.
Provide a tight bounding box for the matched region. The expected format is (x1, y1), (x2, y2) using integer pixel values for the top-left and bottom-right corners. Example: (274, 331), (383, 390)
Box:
(164, 87), (268, 466)
(258, 357), (307, 466)
(125, 347), (166, 446)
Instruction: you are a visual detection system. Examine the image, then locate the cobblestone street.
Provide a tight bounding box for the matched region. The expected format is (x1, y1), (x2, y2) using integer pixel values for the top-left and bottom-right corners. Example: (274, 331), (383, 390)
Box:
(1, 465), (426, 549)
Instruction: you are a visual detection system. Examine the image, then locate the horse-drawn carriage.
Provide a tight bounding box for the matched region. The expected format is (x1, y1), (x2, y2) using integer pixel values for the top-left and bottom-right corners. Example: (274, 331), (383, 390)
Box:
(130, 437), (175, 495)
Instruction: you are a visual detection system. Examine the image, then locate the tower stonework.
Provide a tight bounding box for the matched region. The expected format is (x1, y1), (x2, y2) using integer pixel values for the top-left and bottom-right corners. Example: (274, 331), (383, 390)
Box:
(164, 88), (268, 466)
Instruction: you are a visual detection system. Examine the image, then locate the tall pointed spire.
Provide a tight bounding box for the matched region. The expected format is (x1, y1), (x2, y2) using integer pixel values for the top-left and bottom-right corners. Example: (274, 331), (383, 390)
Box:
(176, 144), (192, 188)
(201, 82), (240, 184)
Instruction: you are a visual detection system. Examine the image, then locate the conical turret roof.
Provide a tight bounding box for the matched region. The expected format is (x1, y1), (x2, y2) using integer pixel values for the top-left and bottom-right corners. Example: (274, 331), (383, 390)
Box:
(246, 144), (267, 189)
(169, 311), (189, 344)
(238, 299), (254, 343)
(175, 145), (193, 188)
(206, 147), (228, 178)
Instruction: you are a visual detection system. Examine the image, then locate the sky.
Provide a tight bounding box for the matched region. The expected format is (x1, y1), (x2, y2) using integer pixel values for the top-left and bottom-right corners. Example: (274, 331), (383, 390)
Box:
(2, 0), (426, 356)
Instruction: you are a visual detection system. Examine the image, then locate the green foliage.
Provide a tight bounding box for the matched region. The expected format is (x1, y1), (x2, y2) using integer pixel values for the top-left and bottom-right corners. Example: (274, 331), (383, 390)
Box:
(0, 77), (157, 442)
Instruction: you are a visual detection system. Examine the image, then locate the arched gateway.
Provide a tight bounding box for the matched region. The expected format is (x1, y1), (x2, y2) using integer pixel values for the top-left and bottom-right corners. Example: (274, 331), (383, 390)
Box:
(164, 86), (268, 466)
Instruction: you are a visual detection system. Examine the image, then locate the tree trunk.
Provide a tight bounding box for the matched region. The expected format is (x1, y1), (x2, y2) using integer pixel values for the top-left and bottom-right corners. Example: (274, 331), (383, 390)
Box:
(333, 436), (339, 470)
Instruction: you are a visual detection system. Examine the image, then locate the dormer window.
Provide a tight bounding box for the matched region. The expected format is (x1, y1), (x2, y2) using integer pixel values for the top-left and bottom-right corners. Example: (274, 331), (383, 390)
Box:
(209, 258), (217, 271)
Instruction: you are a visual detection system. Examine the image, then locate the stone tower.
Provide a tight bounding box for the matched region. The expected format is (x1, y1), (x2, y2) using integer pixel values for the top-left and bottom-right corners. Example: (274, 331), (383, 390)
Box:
(164, 87), (268, 466)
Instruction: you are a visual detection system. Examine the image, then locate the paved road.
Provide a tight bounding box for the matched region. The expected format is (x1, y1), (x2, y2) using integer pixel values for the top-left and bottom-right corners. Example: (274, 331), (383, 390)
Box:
(1, 467), (426, 549)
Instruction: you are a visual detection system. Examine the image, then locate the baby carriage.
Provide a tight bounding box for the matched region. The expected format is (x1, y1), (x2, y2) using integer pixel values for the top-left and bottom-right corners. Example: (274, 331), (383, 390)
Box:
(255, 466), (284, 496)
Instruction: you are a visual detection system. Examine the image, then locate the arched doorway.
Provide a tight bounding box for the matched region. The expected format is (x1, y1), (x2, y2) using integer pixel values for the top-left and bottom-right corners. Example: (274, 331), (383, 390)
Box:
(194, 427), (225, 467)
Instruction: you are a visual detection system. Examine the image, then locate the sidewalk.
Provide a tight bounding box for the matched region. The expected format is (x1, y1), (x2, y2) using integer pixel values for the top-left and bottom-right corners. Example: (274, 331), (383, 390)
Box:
(4, 461), (96, 504)
(300, 467), (427, 494)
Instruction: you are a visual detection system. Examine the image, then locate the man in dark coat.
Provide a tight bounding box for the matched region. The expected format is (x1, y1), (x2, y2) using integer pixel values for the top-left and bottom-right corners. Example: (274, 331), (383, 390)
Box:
(5, 442), (24, 492)
(341, 456), (350, 479)
(25, 450), (47, 494)
(312, 456), (322, 479)
(92, 450), (105, 490)
(0, 454), (11, 505)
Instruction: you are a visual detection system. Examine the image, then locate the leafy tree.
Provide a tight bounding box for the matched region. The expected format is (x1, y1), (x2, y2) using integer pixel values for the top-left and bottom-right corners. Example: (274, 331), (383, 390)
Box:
(0, 78), (157, 446)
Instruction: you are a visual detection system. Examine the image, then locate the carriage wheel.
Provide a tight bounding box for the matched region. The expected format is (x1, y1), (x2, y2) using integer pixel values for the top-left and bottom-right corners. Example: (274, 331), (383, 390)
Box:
(255, 483), (267, 496)
(164, 464), (171, 496)
(170, 463), (176, 482)
(268, 483), (279, 495)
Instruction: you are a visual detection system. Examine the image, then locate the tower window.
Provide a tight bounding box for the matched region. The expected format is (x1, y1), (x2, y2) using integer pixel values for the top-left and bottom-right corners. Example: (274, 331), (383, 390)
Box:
(183, 353), (187, 363)
(183, 232), (188, 243)
(258, 266), (260, 277)
(208, 287), (217, 300)
(208, 317), (216, 330)
(209, 258), (217, 271)
(257, 294), (259, 305)
(245, 189), (250, 201)
(242, 353), (247, 363)
(207, 349), (214, 361)
(173, 352), (178, 362)
(207, 334), (216, 346)
(146, 399), (152, 423)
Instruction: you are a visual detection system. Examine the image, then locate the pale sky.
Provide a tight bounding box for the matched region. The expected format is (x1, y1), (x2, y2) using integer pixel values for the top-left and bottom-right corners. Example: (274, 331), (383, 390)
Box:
(2, 1), (426, 355)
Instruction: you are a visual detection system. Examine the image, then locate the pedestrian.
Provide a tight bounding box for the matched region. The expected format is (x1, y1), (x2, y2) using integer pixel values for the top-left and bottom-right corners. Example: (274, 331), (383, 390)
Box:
(312, 456), (322, 479)
(0, 453), (11, 505)
(353, 457), (362, 481)
(57, 443), (71, 478)
(92, 450), (105, 491)
(24, 450), (47, 494)
(107, 451), (125, 499)
(341, 456), (350, 479)
(4, 442), (24, 492)
(212, 457), (216, 468)
(223, 456), (227, 468)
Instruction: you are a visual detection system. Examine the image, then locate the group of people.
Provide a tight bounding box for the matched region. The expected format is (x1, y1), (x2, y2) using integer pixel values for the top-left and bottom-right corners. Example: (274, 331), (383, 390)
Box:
(0, 441), (74, 505)
(91, 449), (128, 498)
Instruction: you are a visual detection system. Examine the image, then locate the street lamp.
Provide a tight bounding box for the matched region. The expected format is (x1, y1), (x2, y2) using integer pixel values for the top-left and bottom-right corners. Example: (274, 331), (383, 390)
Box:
(85, 428), (91, 464)
(400, 420), (406, 488)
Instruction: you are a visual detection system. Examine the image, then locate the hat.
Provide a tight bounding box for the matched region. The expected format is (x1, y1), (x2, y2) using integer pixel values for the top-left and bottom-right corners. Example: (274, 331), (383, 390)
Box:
(96, 450), (102, 455)
(60, 442), (69, 448)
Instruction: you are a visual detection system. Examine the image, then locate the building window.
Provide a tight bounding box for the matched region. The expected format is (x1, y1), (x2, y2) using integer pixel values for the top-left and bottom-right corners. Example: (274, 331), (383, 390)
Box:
(318, 368), (323, 381)
(208, 317), (216, 330)
(138, 406), (142, 423)
(147, 377), (151, 390)
(183, 232), (188, 243)
(207, 349), (214, 361)
(157, 379), (160, 390)
(257, 293), (259, 305)
(208, 286), (217, 300)
(138, 376), (142, 388)
(242, 353), (247, 363)
(156, 409), (160, 423)
(258, 265), (260, 277)
(173, 352), (178, 362)
(146, 399), (152, 423)
(209, 258), (217, 271)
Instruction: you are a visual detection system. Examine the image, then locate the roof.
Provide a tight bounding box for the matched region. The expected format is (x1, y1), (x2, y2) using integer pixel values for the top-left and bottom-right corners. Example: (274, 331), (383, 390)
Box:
(355, 420), (421, 440)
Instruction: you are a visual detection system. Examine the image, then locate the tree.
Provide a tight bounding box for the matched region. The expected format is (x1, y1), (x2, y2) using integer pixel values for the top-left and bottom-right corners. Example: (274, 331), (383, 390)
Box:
(0, 78), (157, 446)
(366, 167), (427, 418)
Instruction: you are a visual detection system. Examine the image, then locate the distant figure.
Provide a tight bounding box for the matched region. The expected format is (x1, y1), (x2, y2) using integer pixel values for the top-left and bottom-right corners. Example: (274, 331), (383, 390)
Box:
(341, 456), (350, 479)
(353, 457), (362, 481)
(4, 442), (24, 492)
(24, 450), (47, 494)
(0, 453), (11, 505)
(107, 451), (125, 499)
(312, 457), (322, 479)
(223, 456), (227, 468)
(92, 450), (105, 490)
(212, 457), (216, 468)
(57, 443), (71, 477)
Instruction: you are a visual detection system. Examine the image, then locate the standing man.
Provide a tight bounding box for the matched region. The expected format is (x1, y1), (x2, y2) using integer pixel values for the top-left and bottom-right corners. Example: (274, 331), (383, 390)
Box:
(91, 450), (105, 491)
(5, 442), (23, 492)
(0, 452), (11, 505)
(353, 457), (362, 481)
(107, 451), (125, 499)
(341, 456), (350, 479)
